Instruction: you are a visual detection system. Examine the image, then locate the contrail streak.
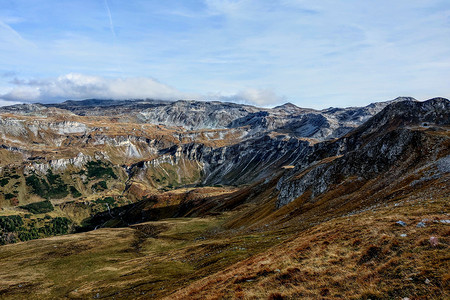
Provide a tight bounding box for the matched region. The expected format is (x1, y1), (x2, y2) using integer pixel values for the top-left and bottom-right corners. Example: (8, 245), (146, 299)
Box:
(104, 0), (116, 38)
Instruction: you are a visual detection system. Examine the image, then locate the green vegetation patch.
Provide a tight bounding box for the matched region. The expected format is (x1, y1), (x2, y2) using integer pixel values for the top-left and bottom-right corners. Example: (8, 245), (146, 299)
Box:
(86, 160), (117, 179)
(4, 193), (15, 200)
(69, 186), (82, 198)
(92, 181), (107, 191)
(17, 228), (40, 242)
(25, 169), (69, 199)
(0, 178), (10, 187)
(0, 215), (24, 232)
(39, 217), (71, 236)
(20, 200), (54, 214)
(95, 196), (115, 206)
(1, 214), (71, 245)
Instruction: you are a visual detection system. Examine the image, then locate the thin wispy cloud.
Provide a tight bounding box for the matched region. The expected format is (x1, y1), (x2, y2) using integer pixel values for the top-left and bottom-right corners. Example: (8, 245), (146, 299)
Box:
(104, 0), (116, 38)
(0, 19), (35, 48)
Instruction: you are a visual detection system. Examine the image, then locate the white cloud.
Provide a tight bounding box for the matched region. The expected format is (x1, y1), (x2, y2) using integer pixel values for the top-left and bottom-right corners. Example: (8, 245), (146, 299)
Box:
(0, 73), (286, 107)
(233, 88), (286, 106)
(207, 88), (286, 106)
(0, 99), (21, 107)
(0, 73), (192, 102)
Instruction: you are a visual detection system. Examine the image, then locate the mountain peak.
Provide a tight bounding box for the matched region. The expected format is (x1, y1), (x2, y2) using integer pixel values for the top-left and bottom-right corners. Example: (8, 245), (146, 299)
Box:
(391, 96), (418, 102)
(273, 102), (303, 113)
(275, 102), (298, 108)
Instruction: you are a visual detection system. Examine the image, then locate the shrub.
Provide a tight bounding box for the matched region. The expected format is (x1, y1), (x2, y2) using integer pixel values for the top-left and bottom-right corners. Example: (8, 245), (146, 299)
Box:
(0, 178), (9, 187)
(26, 170), (68, 199)
(26, 174), (49, 198)
(20, 200), (54, 214)
(51, 217), (71, 235)
(39, 217), (71, 235)
(92, 181), (107, 191)
(95, 196), (116, 207)
(4, 193), (15, 200)
(45, 170), (69, 199)
(86, 161), (117, 179)
(18, 228), (40, 241)
(69, 186), (82, 198)
(0, 215), (24, 232)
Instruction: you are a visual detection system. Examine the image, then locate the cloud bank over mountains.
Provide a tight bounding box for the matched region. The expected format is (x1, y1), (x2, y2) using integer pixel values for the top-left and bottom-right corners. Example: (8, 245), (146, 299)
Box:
(1, 74), (187, 102)
(0, 73), (284, 107)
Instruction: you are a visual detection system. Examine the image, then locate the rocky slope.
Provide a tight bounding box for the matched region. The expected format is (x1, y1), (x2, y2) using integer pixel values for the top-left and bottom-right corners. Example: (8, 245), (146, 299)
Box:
(0, 97), (447, 234)
(79, 98), (449, 231)
(41, 97), (411, 139)
(0, 97), (409, 209)
(276, 98), (450, 207)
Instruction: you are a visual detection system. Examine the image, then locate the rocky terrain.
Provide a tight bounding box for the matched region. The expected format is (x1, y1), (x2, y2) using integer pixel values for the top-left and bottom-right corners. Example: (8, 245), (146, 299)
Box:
(0, 96), (448, 299)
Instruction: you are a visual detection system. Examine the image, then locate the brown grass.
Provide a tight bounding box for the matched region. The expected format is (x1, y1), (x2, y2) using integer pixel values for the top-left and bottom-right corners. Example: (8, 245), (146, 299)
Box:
(168, 191), (450, 300)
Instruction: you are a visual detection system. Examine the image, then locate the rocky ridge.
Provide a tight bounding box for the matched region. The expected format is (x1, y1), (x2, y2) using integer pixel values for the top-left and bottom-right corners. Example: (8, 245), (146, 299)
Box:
(276, 98), (450, 207)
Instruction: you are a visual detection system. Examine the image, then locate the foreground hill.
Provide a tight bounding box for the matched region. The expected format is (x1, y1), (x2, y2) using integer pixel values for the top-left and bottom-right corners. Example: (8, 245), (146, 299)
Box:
(0, 97), (448, 299)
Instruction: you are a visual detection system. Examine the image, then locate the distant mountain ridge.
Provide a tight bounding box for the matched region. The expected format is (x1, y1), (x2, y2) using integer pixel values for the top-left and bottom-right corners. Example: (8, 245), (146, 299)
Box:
(0, 96), (420, 141)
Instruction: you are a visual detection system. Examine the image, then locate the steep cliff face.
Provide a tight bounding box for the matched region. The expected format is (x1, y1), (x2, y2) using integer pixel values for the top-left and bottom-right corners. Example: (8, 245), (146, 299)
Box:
(179, 135), (309, 185)
(276, 98), (450, 208)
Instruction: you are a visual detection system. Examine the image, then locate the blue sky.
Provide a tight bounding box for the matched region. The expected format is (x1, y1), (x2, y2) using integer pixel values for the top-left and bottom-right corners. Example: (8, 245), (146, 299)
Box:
(0, 0), (449, 108)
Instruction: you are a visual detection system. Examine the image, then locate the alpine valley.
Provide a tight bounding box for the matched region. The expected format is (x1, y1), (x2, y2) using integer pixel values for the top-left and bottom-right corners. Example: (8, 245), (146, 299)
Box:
(0, 97), (449, 299)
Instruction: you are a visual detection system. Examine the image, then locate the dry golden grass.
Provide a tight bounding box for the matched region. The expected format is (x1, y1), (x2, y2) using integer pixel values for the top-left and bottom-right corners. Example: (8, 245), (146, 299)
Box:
(0, 212), (286, 299)
(2, 168), (446, 299)
(169, 192), (450, 300)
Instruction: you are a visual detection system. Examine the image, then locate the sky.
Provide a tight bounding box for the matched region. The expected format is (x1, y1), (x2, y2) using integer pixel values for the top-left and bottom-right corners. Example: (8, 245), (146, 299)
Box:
(0, 0), (449, 109)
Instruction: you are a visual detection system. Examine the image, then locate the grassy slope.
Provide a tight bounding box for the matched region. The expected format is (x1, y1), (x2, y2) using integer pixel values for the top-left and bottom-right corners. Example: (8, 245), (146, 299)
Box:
(0, 172), (448, 299)
(0, 213), (286, 299)
(170, 188), (450, 300)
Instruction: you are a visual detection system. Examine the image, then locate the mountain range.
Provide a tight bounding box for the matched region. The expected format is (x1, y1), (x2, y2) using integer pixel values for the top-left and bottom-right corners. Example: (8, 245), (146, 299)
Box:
(0, 96), (448, 299)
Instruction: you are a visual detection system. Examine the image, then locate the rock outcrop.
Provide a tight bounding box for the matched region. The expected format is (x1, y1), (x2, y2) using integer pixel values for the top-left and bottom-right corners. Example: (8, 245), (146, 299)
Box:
(276, 98), (450, 208)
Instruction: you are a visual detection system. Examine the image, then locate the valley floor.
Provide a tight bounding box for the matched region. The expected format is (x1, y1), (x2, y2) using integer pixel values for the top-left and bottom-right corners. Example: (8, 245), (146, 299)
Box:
(0, 187), (448, 299)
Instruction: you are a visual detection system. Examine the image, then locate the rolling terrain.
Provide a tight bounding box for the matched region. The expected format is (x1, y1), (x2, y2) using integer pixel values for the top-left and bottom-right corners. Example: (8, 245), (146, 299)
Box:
(0, 97), (448, 299)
